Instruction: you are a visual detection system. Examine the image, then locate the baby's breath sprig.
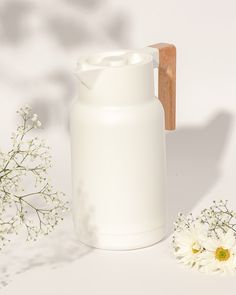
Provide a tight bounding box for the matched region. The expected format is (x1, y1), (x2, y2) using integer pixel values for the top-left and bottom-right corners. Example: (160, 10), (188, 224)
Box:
(199, 200), (236, 239)
(0, 106), (69, 249)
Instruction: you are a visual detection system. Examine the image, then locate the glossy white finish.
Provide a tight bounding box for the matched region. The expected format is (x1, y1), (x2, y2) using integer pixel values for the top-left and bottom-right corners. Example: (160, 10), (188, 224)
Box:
(70, 48), (166, 250)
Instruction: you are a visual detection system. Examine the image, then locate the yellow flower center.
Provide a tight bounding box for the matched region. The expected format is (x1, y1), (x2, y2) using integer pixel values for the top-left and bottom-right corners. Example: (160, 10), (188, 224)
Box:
(215, 247), (230, 261)
(191, 242), (201, 254)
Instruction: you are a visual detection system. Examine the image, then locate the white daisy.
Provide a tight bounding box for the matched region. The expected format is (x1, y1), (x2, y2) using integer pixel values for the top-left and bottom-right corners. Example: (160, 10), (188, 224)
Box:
(200, 230), (236, 274)
(173, 223), (205, 268)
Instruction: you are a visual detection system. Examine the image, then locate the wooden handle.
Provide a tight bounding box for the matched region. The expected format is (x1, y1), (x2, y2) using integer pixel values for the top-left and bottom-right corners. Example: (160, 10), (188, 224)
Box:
(149, 43), (176, 130)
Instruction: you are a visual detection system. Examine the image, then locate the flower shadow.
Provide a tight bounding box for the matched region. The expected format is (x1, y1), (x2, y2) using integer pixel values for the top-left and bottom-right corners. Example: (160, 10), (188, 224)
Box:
(0, 213), (93, 289)
(0, 182), (99, 289)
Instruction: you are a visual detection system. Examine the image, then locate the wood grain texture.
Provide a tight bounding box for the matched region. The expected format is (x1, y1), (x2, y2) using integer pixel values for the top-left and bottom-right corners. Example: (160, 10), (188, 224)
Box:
(149, 43), (176, 130)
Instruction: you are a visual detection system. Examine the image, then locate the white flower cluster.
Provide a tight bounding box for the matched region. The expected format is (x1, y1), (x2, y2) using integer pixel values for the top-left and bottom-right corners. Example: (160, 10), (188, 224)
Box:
(173, 200), (236, 275)
(0, 106), (69, 250)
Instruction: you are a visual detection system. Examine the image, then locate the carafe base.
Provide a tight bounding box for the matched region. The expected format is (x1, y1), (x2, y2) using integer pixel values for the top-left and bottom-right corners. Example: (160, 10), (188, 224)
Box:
(77, 226), (166, 251)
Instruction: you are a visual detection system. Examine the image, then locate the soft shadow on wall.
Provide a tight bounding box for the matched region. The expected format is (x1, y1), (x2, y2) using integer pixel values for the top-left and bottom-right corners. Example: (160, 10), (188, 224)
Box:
(166, 111), (233, 234)
(0, 0), (132, 130)
(0, 0), (131, 48)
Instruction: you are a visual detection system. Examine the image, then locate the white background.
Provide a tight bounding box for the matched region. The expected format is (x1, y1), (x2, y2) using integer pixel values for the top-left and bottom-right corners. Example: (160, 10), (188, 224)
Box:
(0, 0), (236, 294)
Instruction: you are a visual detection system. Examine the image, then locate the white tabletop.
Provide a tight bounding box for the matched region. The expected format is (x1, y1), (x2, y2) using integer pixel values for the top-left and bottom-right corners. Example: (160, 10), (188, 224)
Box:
(1, 214), (236, 295)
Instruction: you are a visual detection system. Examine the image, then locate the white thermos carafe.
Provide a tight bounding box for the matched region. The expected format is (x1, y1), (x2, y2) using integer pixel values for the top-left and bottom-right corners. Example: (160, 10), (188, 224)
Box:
(70, 43), (176, 250)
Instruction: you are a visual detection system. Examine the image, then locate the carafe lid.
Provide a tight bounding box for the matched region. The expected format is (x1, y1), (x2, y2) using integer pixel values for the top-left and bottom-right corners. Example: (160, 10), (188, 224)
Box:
(75, 47), (158, 105)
